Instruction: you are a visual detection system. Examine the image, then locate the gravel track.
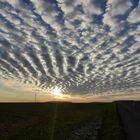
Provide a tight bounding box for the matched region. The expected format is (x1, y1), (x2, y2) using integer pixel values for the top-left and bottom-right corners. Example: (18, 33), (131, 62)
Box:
(67, 119), (102, 140)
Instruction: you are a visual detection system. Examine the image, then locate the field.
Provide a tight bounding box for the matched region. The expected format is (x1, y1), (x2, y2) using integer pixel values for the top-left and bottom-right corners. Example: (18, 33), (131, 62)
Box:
(0, 102), (125, 140)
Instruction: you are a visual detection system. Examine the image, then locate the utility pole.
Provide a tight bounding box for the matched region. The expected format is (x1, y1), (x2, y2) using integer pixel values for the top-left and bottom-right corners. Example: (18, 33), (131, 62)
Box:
(35, 93), (37, 103)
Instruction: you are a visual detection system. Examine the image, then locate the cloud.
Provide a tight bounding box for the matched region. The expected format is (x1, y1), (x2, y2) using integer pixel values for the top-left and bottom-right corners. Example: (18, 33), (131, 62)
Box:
(31, 0), (63, 32)
(103, 0), (132, 35)
(127, 4), (140, 23)
(0, 0), (140, 99)
(107, 0), (132, 16)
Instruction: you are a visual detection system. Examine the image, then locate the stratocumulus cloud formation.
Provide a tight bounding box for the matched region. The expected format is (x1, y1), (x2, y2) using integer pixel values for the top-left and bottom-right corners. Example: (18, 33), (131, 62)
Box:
(0, 0), (140, 99)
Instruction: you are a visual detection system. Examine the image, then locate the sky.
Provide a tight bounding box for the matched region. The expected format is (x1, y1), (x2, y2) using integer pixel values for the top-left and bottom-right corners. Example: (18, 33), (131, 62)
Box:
(0, 0), (140, 102)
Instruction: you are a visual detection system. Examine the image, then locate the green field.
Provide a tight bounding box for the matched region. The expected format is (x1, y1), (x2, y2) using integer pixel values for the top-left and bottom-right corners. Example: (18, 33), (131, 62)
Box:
(0, 102), (125, 140)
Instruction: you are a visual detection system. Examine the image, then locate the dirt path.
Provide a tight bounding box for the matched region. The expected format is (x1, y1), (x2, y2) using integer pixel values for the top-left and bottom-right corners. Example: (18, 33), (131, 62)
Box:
(67, 119), (102, 140)
(116, 101), (140, 140)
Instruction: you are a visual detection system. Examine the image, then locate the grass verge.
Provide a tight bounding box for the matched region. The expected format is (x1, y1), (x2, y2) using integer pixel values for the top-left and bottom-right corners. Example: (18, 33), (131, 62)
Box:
(97, 103), (126, 140)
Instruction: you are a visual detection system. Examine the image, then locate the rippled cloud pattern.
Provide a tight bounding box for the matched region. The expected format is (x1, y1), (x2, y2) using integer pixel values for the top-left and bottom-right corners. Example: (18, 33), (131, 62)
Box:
(0, 0), (140, 96)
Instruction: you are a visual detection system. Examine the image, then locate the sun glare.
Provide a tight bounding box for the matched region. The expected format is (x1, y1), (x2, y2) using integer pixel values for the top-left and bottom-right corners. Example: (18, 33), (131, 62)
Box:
(52, 86), (63, 97)
(49, 86), (70, 99)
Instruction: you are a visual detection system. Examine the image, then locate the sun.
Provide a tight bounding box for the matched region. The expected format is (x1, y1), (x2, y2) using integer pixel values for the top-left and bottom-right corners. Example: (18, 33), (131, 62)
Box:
(51, 86), (70, 99)
(52, 86), (63, 97)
